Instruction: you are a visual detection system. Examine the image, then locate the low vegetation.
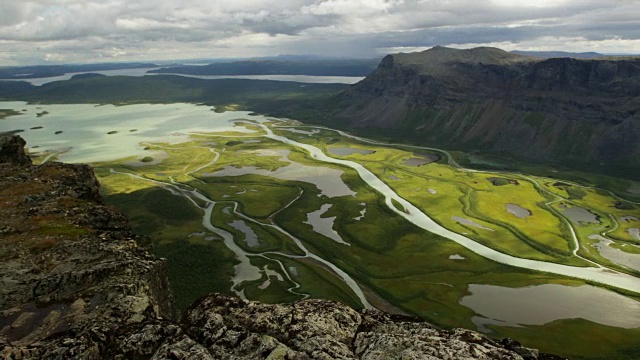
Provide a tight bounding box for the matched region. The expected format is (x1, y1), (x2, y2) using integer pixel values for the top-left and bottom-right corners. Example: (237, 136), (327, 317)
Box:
(0, 108), (21, 119)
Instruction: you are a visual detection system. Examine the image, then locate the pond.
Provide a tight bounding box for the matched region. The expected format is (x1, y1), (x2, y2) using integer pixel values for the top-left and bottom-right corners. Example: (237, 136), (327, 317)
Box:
(559, 204), (600, 224)
(506, 203), (531, 219)
(229, 219), (260, 247)
(588, 235), (640, 271)
(304, 204), (349, 245)
(203, 149), (355, 198)
(460, 284), (640, 330)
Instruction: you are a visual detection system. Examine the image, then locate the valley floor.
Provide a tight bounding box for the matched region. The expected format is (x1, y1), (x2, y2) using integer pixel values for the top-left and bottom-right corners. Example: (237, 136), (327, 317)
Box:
(2, 102), (639, 359)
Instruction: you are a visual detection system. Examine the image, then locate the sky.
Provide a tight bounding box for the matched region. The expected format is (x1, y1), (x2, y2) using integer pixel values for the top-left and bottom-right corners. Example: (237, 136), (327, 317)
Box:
(0, 0), (639, 65)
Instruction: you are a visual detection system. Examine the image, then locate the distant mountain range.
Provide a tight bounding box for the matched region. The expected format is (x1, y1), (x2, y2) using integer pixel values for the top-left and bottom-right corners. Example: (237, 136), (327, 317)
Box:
(510, 50), (607, 59)
(0, 63), (157, 79)
(149, 59), (380, 77)
(0, 56), (381, 80)
(326, 46), (639, 177)
(248, 54), (379, 61)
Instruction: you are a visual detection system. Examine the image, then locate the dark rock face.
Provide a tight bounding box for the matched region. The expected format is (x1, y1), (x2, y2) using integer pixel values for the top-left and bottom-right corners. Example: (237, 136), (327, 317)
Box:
(0, 137), (561, 359)
(0, 135), (31, 165)
(332, 46), (640, 173)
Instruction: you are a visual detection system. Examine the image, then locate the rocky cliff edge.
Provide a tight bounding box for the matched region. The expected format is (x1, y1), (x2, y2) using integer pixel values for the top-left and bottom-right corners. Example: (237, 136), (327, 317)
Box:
(0, 135), (562, 359)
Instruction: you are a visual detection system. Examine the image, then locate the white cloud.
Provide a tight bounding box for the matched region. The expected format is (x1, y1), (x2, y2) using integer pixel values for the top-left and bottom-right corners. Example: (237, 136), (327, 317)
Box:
(115, 17), (190, 31)
(0, 0), (638, 65)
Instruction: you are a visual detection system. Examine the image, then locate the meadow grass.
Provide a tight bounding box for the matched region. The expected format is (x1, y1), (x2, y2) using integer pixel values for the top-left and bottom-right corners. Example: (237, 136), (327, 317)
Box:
(155, 239), (238, 312)
(194, 178), (301, 219)
(267, 254), (365, 308)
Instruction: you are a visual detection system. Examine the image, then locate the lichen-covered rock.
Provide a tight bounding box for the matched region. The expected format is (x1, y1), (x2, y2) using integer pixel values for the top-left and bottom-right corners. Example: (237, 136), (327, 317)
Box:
(182, 294), (363, 359)
(179, 293), (553, 360)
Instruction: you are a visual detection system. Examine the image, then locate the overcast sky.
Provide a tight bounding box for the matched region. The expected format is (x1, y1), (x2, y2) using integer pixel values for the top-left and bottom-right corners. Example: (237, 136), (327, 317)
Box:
(1, 0), (639, 65)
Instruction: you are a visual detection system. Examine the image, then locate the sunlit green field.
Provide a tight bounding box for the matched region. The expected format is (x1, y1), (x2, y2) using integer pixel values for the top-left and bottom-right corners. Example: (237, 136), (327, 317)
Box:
(92, 120), (640, 359)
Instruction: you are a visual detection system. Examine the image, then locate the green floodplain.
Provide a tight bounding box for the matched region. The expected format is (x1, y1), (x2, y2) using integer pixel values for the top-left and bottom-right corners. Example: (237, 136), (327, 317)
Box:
(6, 102), (636, 359)
(52, 119), (640, 359)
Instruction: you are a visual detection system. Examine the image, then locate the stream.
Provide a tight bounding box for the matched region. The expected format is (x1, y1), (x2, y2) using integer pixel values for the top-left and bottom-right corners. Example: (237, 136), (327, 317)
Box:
(111, 164), (373, 308)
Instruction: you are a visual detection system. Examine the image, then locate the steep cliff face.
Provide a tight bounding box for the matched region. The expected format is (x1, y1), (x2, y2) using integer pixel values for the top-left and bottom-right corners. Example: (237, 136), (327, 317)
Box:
(0, 135), (561, 359)
(332, 46), (640, 175)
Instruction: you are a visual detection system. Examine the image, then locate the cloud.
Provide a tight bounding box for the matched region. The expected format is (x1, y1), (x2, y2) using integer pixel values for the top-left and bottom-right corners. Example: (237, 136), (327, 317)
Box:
(0, 0), (638, 65)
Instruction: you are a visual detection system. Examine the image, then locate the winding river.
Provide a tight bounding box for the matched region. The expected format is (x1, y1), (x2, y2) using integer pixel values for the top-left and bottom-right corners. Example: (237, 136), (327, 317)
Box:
(2, 102), (638, 298)
(111, 167), (373, 308)
(259, 123), (640, 294)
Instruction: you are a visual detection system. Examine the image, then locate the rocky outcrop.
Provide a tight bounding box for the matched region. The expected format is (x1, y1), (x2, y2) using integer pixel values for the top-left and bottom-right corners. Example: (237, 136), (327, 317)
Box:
(0, 136), (562, 359)
(0, 135), (31, 166)
(0, 135), (176, 358)
(178, 293), (559, 359)
(331, 46), (640, 175)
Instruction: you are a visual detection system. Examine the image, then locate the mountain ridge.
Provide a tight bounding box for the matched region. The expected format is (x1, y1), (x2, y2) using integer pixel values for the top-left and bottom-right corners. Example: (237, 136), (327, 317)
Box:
(510, 50), (640, 59)
(328, 46), (640, 178)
